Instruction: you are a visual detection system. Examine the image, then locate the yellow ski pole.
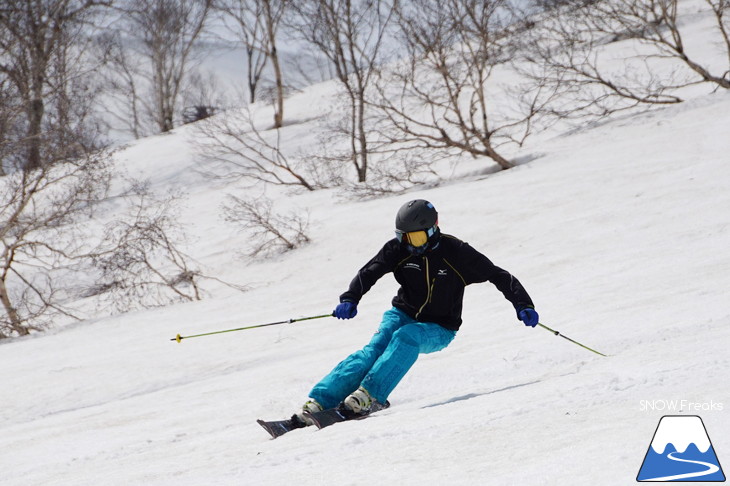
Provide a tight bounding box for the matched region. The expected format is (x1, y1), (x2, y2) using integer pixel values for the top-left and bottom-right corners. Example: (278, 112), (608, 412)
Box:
(171, 313), (333, 343)
(538, 322), (608, 357)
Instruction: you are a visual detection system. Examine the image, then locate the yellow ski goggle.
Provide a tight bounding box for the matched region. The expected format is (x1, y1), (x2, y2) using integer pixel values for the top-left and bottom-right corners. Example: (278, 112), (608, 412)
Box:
(395, 225), (436, 247)
(400, 230), (428, 247)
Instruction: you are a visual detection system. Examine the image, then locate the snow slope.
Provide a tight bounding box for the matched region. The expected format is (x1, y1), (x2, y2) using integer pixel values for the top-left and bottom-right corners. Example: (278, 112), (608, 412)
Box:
(2, 12), (730, 486)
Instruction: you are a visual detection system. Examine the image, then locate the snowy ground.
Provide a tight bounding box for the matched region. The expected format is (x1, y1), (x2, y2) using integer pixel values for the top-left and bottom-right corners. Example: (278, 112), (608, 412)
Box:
(2, 8), (730, 486)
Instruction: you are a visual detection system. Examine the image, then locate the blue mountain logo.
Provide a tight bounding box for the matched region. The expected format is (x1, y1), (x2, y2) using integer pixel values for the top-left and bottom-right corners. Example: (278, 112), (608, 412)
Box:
(637, 415), (725, 482)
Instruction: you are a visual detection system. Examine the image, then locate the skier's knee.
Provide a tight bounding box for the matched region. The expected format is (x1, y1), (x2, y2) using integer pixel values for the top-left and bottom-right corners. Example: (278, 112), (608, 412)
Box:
(393, 325), (421, 347)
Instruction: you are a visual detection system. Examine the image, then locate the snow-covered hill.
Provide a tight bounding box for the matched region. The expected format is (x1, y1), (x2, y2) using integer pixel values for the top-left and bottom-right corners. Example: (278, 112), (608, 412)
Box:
(1, 7), (729, 486)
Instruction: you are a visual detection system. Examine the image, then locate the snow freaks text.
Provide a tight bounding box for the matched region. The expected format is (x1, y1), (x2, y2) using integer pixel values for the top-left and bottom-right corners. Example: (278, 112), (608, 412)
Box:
(639, 400), (724, 412)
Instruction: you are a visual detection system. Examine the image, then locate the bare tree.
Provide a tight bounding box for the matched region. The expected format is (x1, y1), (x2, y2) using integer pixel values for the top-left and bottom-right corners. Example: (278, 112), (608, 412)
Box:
(519, 0), (729, 121)
(106, 0), (212, 135)
(89, 184), (205, 313)
(0, 151), (112, 338)
(194, 105), (331, 190)
(260, 0), (289, 128)
(0, 0), (115, 337)
(372, 0), (545, 171)
(215, 0), (289, 128)
(589, 0), (730, 90)
(0, 77), (23, 176)
(342, 148), (440, 199)
(288, 0), (397, 182)
(215, 0), (269, 104)
(222, 194), (309, 257)
(0, 0), (112, 171)
(97, 30), (149, 139)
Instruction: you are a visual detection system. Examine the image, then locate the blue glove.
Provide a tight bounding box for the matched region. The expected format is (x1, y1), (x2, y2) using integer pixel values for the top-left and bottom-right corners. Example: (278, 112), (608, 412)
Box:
(333, 301), (358, 320)
(518, 307), (539, 328)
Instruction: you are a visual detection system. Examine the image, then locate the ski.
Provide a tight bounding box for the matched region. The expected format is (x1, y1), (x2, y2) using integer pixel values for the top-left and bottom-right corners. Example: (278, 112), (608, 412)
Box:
(258, 401), (391, 437)
(257, 416), (307, 439)
(303, 401), (390, 430)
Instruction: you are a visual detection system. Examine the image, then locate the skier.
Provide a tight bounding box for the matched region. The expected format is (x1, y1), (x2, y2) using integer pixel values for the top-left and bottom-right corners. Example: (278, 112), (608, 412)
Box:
(295, 199), (539, 424)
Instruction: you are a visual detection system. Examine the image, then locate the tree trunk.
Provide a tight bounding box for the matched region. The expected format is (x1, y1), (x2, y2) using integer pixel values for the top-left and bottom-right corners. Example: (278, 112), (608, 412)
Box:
(246, 44), (258, 104)
(26, 97), (44, 171)
(356, 95), (368, 182)
(0, 277), (27, 337)
(485, 144), (514, 170)
(271, 44), (284, 128)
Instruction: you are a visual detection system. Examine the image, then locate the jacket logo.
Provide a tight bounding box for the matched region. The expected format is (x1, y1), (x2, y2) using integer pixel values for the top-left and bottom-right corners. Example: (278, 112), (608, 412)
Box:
(404, 263), (421, 270)
(438, 269), (448, 276)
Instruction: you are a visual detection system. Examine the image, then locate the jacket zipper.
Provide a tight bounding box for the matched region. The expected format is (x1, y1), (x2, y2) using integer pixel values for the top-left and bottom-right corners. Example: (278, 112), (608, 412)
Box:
(416, 257), (431, 318)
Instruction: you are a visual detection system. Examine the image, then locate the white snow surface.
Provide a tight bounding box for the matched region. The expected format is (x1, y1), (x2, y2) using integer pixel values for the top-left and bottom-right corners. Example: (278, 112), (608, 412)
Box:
(1, 10), (730, 486)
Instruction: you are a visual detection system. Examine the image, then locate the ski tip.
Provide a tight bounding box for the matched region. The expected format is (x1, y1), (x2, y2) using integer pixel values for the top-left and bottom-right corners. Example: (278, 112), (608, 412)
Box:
(257, 419), (281, 439)
(257, 417), (307, 439)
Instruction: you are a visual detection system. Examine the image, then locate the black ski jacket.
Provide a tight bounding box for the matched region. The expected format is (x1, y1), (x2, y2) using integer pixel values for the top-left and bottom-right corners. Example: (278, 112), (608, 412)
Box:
(339, 234), (534, 331)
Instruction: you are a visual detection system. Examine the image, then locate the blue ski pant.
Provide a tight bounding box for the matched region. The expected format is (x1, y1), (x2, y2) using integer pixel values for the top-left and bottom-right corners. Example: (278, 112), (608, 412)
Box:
(309, 307), (457, 409)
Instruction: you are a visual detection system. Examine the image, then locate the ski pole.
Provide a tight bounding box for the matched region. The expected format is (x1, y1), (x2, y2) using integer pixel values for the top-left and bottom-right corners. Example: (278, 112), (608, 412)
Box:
(537, 322), (608, 357)
(171, 313), (333, 343)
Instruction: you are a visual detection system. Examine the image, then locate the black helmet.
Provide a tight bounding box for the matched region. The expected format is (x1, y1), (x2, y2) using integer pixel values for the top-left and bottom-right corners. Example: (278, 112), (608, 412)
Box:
(395, 199), (438, 232)
(395, 200), (440, 254)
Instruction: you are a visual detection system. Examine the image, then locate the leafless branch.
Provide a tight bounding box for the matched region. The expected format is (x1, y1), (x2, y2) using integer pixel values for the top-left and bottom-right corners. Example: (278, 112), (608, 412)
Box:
(89, 185), (204, 313)
(222, 194), (310, 257)
(518, 0), (729, 124)
(371, 0), (540, 171)
(194, 106), (331, 190)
